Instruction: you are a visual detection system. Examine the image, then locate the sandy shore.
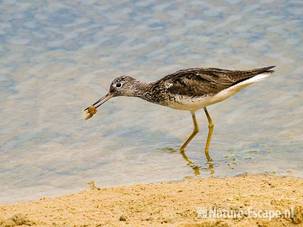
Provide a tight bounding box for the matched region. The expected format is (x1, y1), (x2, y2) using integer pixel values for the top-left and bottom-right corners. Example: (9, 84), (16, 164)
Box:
(0, 174), (303, 226)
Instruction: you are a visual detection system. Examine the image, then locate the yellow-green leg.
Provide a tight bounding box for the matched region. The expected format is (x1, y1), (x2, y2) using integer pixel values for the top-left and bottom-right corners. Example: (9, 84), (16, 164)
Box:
(180, 111), (199, 153)
(204, 107), (214, 162)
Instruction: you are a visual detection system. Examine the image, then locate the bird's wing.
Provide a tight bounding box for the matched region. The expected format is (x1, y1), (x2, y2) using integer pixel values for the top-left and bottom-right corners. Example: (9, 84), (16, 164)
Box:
(157, 66), (275, 96)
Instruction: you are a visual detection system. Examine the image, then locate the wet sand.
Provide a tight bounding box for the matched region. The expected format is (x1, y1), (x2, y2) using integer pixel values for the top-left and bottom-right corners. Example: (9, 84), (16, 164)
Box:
(0, 174), (303, 226)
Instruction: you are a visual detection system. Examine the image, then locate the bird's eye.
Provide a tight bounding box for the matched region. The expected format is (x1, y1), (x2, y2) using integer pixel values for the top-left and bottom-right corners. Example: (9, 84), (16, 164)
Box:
(116, 82), (122, 88)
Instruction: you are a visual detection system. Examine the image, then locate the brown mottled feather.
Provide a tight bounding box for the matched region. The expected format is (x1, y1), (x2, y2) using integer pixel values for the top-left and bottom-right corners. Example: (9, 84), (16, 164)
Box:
(153, 66), (275, 97)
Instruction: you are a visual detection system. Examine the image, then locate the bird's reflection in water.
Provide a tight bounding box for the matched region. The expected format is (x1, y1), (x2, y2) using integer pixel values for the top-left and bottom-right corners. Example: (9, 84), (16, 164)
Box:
(160, 147), (214, 176)
(180, 150), (214, 176)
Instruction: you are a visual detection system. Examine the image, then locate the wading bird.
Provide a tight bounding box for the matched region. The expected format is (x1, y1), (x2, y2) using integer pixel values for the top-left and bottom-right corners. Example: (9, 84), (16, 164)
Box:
(85, 66), (275, 163)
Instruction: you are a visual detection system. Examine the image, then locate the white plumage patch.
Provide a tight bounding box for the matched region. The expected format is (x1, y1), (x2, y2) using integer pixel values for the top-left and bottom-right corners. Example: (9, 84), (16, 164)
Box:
(167, 73), (272, 111)
(165, 81), (173, 89)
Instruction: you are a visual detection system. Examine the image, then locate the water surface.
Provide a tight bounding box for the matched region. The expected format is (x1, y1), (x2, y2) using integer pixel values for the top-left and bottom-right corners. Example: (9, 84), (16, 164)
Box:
(1, 0), (303, 203)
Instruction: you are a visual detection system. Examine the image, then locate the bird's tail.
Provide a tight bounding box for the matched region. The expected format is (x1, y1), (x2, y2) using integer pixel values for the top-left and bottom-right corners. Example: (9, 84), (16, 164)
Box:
(236, 66), (275, 87)
(250, 65), (275, 74)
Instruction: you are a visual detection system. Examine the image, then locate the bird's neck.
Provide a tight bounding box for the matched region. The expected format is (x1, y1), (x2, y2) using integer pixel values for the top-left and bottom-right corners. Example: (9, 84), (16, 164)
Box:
(131, 80), (155, 102)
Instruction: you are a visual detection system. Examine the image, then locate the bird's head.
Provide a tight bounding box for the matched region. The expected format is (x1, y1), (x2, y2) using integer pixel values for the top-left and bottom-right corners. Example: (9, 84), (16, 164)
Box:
(109, 76), (137, 97)
(88, 76), (137, 110)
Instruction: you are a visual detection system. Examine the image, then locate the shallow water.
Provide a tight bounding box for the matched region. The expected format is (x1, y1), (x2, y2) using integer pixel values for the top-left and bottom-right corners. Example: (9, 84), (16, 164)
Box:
(1, 0), (303, 203)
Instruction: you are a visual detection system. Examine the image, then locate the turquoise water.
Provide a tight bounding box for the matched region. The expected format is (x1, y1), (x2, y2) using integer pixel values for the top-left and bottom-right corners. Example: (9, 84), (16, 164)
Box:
(1, 0), (303, 203)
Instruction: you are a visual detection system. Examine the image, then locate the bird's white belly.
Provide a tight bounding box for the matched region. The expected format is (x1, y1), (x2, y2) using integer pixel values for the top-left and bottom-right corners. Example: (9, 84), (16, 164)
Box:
(166, 94), (225, 111)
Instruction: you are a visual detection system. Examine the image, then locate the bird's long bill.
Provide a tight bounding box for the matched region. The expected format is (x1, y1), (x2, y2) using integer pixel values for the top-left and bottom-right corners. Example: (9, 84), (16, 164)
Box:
(85, 93), (113, 110)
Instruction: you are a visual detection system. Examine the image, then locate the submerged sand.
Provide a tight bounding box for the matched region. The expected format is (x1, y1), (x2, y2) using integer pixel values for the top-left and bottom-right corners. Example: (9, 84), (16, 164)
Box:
(0, 174), (303, 226)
